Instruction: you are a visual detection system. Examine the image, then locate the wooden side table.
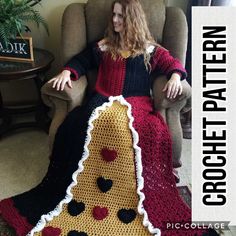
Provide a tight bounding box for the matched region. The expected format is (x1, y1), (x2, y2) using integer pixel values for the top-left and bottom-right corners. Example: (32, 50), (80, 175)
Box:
(0, 48), (54, 138)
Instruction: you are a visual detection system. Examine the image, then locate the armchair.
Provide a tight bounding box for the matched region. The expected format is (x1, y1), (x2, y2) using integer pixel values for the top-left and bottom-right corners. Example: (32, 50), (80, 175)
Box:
(41, 0), (191, 169)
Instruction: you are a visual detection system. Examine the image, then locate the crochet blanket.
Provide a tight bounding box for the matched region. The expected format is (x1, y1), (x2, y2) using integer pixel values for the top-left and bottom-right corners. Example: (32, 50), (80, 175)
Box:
(0, 95), (205, 236)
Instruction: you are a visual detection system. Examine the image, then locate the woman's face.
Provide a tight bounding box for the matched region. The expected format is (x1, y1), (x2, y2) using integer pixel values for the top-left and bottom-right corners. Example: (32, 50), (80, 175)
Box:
(113, 3), (124, 33)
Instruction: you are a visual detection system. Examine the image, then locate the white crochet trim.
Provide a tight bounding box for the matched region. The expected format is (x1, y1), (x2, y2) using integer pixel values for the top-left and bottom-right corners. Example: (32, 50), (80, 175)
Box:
(99, 42), (155, 54)
(146, 45), (155, 53)
(28, 95), (161, 236)
(99, 43), (107, 52)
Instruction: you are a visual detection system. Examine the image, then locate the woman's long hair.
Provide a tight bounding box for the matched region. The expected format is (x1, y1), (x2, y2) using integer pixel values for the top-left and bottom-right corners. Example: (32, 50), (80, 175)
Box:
(105, 0), (157, 70)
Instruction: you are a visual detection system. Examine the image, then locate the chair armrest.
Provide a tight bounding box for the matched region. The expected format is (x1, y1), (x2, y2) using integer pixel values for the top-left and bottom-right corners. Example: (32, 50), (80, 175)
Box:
(152, 75), (191, 168)
(153, 76), (191, 112)
(41, 76), (87, 112)
(41, 76), (88, 149)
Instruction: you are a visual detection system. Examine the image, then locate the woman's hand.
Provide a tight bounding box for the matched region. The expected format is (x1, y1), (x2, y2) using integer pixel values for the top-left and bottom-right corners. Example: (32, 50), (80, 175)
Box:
(162, 73), (183, 99)
(48, 70), (72, 91)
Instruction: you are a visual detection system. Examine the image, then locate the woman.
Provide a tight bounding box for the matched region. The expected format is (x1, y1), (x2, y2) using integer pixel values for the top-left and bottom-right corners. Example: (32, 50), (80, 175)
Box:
(0, 0), (215, 235)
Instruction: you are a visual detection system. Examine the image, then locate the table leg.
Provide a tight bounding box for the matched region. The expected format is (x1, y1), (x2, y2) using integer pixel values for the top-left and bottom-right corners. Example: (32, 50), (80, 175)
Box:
(0, 92), (12, 138)
(33, 73), (51, 132)
(0, 75), (51, 139)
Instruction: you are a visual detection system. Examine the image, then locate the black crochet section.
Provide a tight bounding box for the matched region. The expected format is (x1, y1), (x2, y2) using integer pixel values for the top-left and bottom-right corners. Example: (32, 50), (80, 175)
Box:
(122, 55), (151, 98)
(64, 41), (101, 79)
(13, 93), (108, 225)
(117, 209), (137, 224)
(67, 200), (85, 216)
(68, 231), (88, 236)
(97, 177), (113, 193)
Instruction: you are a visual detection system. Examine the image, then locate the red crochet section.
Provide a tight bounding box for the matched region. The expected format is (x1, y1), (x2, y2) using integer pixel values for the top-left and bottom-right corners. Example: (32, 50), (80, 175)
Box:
(101, 147), (117, 162)
(0, 198), (33, 236)
(92, 206), (109, 220)
(42, 226), (61, 236)
(126, 96), (204, 236)
(95, 55), (126, 96)
(151, 47), (186, 79)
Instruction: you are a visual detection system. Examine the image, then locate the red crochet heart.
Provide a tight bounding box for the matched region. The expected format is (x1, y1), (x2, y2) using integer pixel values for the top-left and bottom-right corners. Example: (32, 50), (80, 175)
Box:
(42, 226), (61, 236)
(92, 206), (109, 220)
(101, 148), (117, 162)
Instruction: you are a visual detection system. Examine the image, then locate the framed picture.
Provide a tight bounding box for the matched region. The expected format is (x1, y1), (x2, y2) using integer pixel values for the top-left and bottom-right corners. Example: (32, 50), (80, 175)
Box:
(0, 36), (34, 62)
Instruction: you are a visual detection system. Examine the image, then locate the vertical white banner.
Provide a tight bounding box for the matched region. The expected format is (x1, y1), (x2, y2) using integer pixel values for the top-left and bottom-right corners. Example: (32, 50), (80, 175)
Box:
(192, 7), (236, 226)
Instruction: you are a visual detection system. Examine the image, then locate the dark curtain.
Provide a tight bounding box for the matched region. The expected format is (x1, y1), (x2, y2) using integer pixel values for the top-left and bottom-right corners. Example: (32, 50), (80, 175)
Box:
(185, 0), (231, 85)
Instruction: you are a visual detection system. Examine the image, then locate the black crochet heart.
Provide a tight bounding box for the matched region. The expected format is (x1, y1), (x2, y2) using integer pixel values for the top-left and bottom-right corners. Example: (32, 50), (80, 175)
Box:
(67, 200), (85, 216)
(97, 177), (113, 193)
(117, 209), (137, 224)
(67, 231), (88, 236)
